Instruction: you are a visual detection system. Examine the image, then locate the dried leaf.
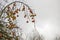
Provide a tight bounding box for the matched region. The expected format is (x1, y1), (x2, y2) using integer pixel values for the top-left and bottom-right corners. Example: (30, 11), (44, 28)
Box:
(7, 6), (10, 9)
(13, 3), (16, 6)
(32, 17), (34, 19)
(8, 23), (16, 29)
(6, 11), (14, 18)
(14, 9), (19, 13)
(26, 21), (29, 23)
(28, 8), (33, 14)
(34, 14), (36, 16)
(10, 11), (13, 14)
(24, 14), (26, 18)
(17, 15), (19, 17)
(13, 12), (15, 15)
(22, 5), (25, 11)
(32, 19), (35, 22)
(11, 16), (16, 20)
(8, 25), (11, 29)
(30, 14), (36, 17)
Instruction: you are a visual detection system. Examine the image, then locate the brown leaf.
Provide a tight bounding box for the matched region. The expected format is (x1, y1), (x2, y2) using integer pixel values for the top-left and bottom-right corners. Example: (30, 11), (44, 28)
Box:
(22, 5), (25, 11)
(14, 9), (19, 13)
(11, 16), (16, 20)
(8, 25), (11, 28)
(10, 11), (14, 14)
(32, 17), (34, 19)
(17, 15), (19, 17)
(28, 8), (33, 14)
(30, 14), (36, 17)
(8, 6), (10, 9)
(7, 6), (11, 11)
(32, 19), (35, 22)
(8, 23), (16, 29)
(26, 21), (29, 23)
(13, 3), (16, 6)
(24, 14), (26, 18)
(13, 12), (16, 15)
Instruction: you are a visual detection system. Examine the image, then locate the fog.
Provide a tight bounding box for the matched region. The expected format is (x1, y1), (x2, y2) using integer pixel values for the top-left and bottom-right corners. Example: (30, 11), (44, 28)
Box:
(0, 0), (60, 40)
(25, 0), (60, 40)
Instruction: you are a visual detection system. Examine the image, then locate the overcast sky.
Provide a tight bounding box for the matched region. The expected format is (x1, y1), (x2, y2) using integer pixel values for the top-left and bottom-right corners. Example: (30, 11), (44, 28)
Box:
(0, 0), (60, 40)
(25, 0), (60, 40)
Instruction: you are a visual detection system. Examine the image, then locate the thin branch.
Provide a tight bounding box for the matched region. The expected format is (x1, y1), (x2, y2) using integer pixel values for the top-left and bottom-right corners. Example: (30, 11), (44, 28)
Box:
(0, 1), (32, 17)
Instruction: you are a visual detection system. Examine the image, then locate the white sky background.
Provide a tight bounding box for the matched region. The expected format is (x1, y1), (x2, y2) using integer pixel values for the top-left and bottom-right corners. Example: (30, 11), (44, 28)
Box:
(0, 0), (60, 40)
(25, 0), (60, 40)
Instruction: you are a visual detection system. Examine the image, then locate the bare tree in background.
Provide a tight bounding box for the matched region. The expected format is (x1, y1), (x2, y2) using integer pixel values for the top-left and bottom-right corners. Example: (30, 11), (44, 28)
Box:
(26, 29), (44, 40)
(55, 36), (60, 40)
